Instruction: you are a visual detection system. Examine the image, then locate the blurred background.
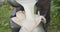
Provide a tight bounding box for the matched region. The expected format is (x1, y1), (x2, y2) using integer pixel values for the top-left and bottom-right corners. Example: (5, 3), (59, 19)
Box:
(0, 0), (60, 32)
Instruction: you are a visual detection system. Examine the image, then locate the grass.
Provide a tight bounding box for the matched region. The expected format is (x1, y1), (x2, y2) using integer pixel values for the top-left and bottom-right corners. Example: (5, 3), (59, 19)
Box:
(0, 2), (13, 32)
(0, 1), (60, 32)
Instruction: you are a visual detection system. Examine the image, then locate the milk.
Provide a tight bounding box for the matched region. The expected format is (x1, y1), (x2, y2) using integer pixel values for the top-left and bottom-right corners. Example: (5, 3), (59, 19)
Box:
(15, 0), (46, 32)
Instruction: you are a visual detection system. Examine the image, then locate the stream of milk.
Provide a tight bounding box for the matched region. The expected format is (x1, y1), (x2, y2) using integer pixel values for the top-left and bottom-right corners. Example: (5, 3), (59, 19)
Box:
(16, 0), (45, 32)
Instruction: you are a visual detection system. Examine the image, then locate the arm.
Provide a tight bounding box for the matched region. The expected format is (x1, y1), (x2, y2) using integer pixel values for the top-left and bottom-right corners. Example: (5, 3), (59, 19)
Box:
(7, 0), (21, 7)
(37, 0), (51, 31)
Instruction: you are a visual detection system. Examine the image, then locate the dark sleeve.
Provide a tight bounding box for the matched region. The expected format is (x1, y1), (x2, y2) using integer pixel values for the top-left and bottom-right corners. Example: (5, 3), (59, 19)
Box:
(7, 0), (21, 7)
(10, 8), (16, 18)
(10, 6), (24, 18)
(37, 0), (51, 16)
(36, 0), (51, 31)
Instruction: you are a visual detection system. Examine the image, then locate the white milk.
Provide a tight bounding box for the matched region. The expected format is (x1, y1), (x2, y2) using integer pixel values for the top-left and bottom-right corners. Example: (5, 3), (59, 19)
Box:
(16, 0), (37, 20)
(15, 0), (46, 32)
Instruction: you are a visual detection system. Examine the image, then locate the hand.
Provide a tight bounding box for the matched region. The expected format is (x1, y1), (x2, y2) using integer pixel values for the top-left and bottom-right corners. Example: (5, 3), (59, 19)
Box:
(11, 11), (25, 26)
(11, 11), (46, 32)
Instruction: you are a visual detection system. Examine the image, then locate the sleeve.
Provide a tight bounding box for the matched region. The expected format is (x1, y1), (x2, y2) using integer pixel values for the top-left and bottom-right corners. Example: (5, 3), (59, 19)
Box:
(36, 0), (51, 16)
(7, 0), (21, 7)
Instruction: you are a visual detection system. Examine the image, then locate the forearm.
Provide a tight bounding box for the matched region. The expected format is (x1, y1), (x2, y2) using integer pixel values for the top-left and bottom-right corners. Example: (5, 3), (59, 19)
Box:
(7, 0), (21, 7)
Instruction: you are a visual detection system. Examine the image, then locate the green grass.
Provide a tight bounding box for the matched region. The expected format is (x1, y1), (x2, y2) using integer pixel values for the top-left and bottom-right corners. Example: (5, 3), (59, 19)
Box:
(0, 2), (13, 32)
(0, 1), (60, 32)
